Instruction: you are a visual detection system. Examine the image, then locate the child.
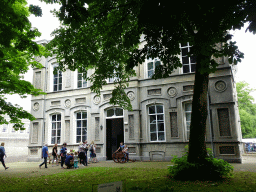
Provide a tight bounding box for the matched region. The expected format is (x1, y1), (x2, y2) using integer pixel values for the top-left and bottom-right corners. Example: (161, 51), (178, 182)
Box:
(122, 144), (129, 162)
(74, 152), (79, 169)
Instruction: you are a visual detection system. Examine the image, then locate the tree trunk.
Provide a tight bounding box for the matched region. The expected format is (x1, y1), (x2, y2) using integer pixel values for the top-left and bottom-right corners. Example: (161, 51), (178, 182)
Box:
(187, 59), (209, 164)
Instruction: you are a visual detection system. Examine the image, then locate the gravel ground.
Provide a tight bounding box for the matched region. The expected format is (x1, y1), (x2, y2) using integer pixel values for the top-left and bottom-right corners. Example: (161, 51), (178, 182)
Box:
(0, 155), (256, 178)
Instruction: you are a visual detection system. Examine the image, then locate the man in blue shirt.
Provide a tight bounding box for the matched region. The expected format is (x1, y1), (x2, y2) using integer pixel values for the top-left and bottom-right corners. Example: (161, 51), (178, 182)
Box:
(39, 144), (49, 169)
(65, 153), (74, 169)
(0, 142), (9, 170)
(60, 142), (67, 168)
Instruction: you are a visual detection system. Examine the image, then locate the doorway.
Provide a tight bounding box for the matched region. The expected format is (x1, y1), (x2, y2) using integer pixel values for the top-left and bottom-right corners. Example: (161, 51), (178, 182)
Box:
(106, 118), (124, 160)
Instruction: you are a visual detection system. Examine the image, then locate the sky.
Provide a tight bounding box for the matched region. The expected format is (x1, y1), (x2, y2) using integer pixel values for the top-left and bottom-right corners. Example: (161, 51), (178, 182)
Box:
(6, 0), (256, 112)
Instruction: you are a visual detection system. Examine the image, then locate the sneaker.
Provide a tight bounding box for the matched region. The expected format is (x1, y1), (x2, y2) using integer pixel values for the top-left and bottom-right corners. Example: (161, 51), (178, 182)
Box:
(5, 167), (9, 170)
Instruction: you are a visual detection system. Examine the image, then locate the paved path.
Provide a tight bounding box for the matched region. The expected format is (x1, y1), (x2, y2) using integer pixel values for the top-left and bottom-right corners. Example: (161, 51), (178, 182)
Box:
(1, 155), (256, 177)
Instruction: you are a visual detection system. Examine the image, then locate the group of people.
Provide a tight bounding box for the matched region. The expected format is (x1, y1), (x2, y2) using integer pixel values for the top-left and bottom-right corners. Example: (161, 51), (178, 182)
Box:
(115, 142), (129, 161)
(39, 140), (99, 169)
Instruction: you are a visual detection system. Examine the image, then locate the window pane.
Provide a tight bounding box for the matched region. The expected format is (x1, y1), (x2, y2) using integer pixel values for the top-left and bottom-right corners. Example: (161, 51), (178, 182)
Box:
(186, 122), (191, 130)
(78, 81), (82, 88)
(158, 123), (164, 131)
(107, 109), (114, 117)
(52, 123), (56, 129)
(148, 62), (153, 70)
(82, 128), (87, 135)
(59, 71), (62, 77)
(183, 65), (189, 73)
(156, 105), (163, 113)
(191, 64), (196, 72)
(77, 113), (81, 119)
(149, 106), (155, 114)
(57, 137), (61, 144)
(83, 81), (87, 87)
(155, 61), (161, 67)
(52, 115), (56, 121)
(115, 108), (123, 116)
(57, 114), (61, 121)
(186, 113), (191, 122)
(182, 56), (189, 64)
(182, 47), (188, 56)
(57, 129), (61, 136)
(185, 103), (192, 111)
(59, 77), (62, 83)
(57, 122), (61, 129)
(82, 136), (86, 142)
(148, 70), (154, 78)
(59, 84), (62, 90)
(158, 132), (165, 141)
(157, 115), (164, 121)
(82, 112), (87, 119)
(181, 42), (188, 47)
(150, 133), (157, 141)
(78, 73), (82, 80)
(54, 85), (57, 91)
(191, 56), (196, 63)
(150, 124), (156, 132)
(77, 120), (81, 128)
(150, 115), (156, 123)
(82, 120), (87, 128)
(52, 130), (56, 136)
(77, 128), (81, 135)
(77, 136), (81, 143)
(51, 137), (55, 144)
(54, 78), (58, 84)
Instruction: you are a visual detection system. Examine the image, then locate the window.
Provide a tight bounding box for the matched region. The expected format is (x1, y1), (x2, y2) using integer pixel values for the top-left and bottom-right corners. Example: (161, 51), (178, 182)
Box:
(53, 66), (62, 91)
(181, 42), (196, 73)
(106, 108), (123, 117)
(185, 103), (192, 140)
(51, 114), (61, 144)
(108, 70), (119, 83)
(2, 124), (7, 133)
(148, 105), (165, 141)
(147, 58), (161, 78)
(77, 71), (87, 88)
(76, 112), (87, 143)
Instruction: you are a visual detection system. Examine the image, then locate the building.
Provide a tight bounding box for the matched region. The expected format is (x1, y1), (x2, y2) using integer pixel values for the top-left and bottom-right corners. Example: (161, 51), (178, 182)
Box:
(28, 39), (243, 163)
(0, 114), (30, 162)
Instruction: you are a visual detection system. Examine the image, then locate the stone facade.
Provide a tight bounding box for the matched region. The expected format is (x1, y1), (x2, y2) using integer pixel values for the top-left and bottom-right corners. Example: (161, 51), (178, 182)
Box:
(28, 39), (243, 163)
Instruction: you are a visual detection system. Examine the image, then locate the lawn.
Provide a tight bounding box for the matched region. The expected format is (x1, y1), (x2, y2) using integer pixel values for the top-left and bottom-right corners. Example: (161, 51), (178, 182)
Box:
(0, 161), (256, 191)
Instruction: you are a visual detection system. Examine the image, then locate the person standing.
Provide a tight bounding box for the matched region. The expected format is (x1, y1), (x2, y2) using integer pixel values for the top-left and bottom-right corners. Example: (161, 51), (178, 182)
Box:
(52, 144), (58, 166)
(60, 142), (67, 169)
(0, 142), (9, 170)
(74, 152), (79, 169)
(39, 144), (49, 169)
(78, 142), (86, 166)
(83, 140), (88, 166)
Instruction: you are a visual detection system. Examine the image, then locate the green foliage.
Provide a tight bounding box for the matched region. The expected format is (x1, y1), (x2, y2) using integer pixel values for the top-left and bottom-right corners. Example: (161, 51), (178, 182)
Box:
(169, 147), (233, 181)
(0, 0), (49, 130)
(236, 81), (256, 138)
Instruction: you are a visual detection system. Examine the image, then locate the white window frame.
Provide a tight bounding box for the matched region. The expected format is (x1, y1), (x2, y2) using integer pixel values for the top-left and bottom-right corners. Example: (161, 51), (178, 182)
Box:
(76, 111), (87, 143)
(184, 103), (192, 141)
(180, 42), (196, 74)
(51, 114), (61, 144)
(53, 66), (62, 92)
(76, 70), (87, 88)
(148, 104), (166, 142)
(146, 57), (161, 78)
(107, 69), (120, 83)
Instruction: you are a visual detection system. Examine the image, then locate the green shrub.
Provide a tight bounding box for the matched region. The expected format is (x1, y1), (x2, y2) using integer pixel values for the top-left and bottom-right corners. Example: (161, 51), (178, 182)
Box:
(168, 147), (233, 181)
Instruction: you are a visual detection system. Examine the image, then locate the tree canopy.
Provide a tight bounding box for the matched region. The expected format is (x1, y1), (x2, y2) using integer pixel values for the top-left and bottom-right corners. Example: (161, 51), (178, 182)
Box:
(236, 81), (256, 138)
(42, 0), (256, 163)
(0, 0), (49, 130)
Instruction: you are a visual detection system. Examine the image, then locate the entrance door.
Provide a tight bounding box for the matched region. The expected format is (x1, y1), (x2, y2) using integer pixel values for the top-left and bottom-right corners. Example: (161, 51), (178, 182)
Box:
(106, 118), (124, 160)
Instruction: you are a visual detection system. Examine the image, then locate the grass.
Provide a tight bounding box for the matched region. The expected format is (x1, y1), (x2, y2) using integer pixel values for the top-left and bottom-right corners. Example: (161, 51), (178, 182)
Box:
(1, 161), (256, 191)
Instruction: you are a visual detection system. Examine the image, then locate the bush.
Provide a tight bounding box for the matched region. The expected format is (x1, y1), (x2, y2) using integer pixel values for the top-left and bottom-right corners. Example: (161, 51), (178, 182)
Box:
(168, 147), (233, 181)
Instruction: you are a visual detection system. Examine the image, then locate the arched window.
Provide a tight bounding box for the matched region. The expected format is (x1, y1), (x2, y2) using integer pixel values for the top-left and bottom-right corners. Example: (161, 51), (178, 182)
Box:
(76, 111), (87, 143)
(53, 66), (62, 91)
(184, 103), (192, 140)
(51, 114), (61, 144)
(148, 105), (165, 141)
